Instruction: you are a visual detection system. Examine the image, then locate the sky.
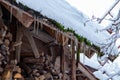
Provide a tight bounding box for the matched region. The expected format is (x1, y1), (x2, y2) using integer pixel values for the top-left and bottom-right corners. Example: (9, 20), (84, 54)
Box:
(66, 0), (120, 27)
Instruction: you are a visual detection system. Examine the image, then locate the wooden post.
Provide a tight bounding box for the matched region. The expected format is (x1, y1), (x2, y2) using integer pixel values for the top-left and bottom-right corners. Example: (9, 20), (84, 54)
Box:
(15, 25), (23, 62)
(71, 40), (76, 80)
(77, 43), (80, 67)
(78, 62), (97, 80)
(60, 45), (65, 80)
(24, 30), (40, 58)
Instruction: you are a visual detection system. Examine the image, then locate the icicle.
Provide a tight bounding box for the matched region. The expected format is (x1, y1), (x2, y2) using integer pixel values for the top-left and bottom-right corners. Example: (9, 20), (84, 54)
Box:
(10, 7), (13, 23)
(55, 29), (58, 41)
(62, 32), (65, 46)
(57, 30), (60, 43)
(40, 21), (43, 30)
(83, 52), (85, 63)
(36, 17), (39, 34)
(70, 39), (73, 56)
(80, 42), (84, 52)
(17, 9), (22, 21)
(83, 44), (86, 63)
(75, 38), (78, 52)
(33, 16), (36, 33)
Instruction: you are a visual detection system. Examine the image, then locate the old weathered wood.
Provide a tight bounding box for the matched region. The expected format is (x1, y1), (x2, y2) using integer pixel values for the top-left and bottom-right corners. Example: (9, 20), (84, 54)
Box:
(24, 30), (40, 58)
(23, 57), (45, 63)
(61, 45), (65, 80)
(78, 62), (97, 80)
(15, 26), (23, 62)
(0, 0), (34, 28)
(86, 46), (95, 58)
(31, 29), (54, 43)
(71, 40), (76, 80)
(21, 52), (34, 57)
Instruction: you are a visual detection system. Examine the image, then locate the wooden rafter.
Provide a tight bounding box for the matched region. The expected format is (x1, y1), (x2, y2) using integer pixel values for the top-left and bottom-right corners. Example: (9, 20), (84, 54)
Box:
(0, 0), (34, 28)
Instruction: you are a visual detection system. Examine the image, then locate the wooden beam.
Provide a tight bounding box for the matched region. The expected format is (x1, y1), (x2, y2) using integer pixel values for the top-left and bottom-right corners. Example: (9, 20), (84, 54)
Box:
(15, 26), (23, 62)
(71, 40), (76, 80)
(23, 57), (45, 63)
(31, 30), (54, 43)
(78, 62), (97, 80)
(24, 30), (40, 58)
(61, 45), (65, 80)
(21, 52), (34, 57)
(0, 0), (34, 28)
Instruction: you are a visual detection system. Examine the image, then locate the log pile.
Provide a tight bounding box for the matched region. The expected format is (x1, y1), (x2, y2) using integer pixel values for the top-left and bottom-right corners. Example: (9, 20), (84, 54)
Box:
(21, 52), (71, 80)
(0, 7), (24, 79)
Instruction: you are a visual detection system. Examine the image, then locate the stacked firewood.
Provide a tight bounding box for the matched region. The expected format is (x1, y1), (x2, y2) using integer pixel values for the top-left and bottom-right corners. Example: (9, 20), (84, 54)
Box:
(21, 52), (67, 80)
(0, 16), (10, 77)
(0, 10), (24, 79)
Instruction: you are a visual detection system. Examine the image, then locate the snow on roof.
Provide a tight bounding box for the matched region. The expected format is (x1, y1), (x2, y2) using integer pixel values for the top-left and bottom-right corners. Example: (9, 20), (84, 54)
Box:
(16, 0), (118, 55)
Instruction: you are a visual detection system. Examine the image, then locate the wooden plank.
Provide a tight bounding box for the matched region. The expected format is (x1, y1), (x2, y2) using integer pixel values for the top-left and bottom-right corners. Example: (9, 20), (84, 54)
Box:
(0, 0), (34, 28)
(61, 45), (65, 80)
(31, 30), (54, 43)
(15, 26), (23, 62)
(21, 52), (34, 57)
(71, 40), (76, 80)
(78, 62), (97, 80)
(23, 57), (45, 63)
(24, 30), (40, 58)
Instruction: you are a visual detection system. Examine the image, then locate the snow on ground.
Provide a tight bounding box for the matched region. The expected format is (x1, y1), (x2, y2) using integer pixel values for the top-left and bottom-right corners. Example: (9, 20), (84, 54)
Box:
(16, 0), (118, 55)
(80, 53), (101, 69)
(81, 53), (120, 80)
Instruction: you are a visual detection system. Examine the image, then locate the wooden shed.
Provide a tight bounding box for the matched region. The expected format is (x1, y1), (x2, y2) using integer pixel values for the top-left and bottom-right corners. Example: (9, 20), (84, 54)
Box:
(0, 0), (98, 80)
